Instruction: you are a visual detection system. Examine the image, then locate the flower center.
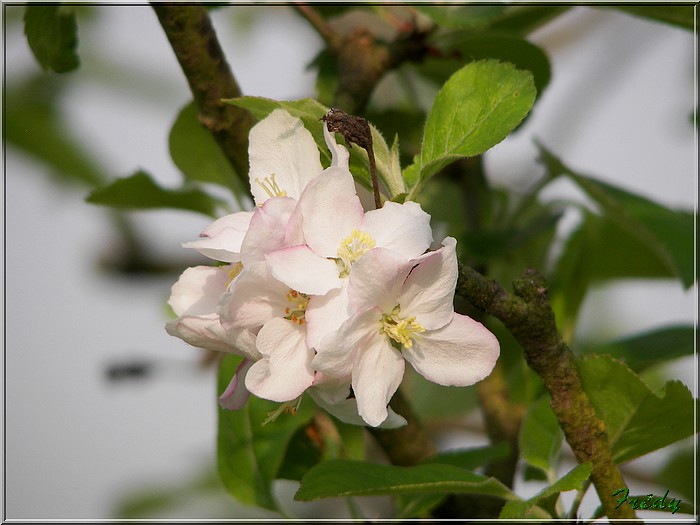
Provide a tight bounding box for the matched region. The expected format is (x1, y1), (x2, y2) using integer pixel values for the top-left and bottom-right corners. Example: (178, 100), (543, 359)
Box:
(379, 305), (425, 349)
(284, 289), (309, 325)
(255, 173), (287, 200)
(335, 229), (376, 277)
(225, 262), (244, 287)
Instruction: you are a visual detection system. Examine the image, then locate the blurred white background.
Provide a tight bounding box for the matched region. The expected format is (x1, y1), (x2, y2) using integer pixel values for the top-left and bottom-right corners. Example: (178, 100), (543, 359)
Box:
(2, 3), (696, 520)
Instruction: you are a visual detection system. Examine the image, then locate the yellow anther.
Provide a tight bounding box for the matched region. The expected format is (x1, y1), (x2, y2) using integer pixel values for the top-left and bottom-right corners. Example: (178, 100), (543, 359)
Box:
(335, 229), (376, 277)
(284, 288), (309, 325)
(225, 262), (244, 287)
(255, 173), (287, 200)
(379, 305), (425, 349)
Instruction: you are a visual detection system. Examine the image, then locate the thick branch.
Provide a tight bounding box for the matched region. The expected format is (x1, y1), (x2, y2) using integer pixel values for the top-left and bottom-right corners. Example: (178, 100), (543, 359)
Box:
(456, 265), (637, 520)
(152, 4), (255, 186)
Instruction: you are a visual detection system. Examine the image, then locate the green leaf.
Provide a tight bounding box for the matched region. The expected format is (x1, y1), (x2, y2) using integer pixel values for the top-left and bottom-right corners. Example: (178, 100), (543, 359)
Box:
(489, 5), (572, 36)
(540, 147), (696, 289)
(413, 4), (508, 29)
(609, 5), (694, 30)
(499, 463), (592, 519)
(24, 5), (80, 73)
(217, 355), (315, 510)
(169, 101), (242, 195)
(423, 443), (511, 471)
(430, 33), (552, 96)
(581, 325), (695, 372)
(519, 395), (563, 480)
(86, 170), (222, 217)
(295, 459), (517, 502)
(411, 60), (536, 197)
(578, 354), (697, 464)
(5, 75), (104, 187)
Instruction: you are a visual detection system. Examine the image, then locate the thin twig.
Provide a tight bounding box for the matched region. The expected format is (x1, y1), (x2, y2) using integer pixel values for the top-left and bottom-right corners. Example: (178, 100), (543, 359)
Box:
(292, 3), (340, 49)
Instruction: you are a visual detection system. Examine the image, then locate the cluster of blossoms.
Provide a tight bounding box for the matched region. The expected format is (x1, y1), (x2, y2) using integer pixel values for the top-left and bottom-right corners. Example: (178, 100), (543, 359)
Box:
(166, 109), (500, 427)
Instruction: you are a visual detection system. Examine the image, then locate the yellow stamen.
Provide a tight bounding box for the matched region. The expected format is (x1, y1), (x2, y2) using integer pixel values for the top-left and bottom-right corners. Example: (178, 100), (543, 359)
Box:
(335, 229), (376, 277)
(380, 305), (425, 349)
(255, 173), (287, 201)
(284, 289), (309, 325)
(225, 262), (244, 287)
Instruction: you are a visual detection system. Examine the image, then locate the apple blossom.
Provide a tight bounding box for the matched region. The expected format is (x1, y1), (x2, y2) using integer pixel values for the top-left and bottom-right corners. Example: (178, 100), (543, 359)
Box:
(313, 237), (500, 427)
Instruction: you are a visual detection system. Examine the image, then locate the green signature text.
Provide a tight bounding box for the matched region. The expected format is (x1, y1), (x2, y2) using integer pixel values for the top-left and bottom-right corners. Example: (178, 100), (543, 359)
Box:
(613, 488), (681, 514)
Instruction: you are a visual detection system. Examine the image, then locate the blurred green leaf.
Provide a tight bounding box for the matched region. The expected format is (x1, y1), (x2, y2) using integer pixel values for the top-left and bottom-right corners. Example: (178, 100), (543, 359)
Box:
(86, 170), (222, 217)
(169, 101), (242, 195)
(428, 33), (551, 97)
(580, 325), (695, 372)
(410, 60), (536, 197)
(425, 443), (511, 470)
(413, 4), (508, 29)
(308, 49), (338, 108)
(656, 442), (695, 502)
(540, 147), (696, 289)
(489, 5), (572, 36)
(519, 395), (563, 480)
(499, 463), (592, 519)
(295, 459), (517, 501)
(24, 5), (80, 73)
(6, 76), (104, 187)
(402, 367), (478, 421)
(578, 354), (697, 464)
(217, 354), (315, 510)
(608, 5), (694, 30)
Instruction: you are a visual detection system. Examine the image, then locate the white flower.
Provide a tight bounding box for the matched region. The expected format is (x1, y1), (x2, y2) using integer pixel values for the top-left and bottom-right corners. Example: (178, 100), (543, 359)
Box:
(313, 238), (500, 427)
(266, 168), (433, 349)
(219, 261), (315, 403)
(165, 264), (260, 410)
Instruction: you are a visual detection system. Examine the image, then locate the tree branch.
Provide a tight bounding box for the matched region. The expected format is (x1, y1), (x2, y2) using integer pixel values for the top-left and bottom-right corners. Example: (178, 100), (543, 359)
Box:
(456, 265), (638, 520)
(152, 3), (255, 188)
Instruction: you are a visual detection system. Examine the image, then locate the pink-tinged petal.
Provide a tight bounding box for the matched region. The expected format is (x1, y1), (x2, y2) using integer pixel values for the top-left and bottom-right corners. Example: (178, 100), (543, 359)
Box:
(313, 307), (382, 380)
(361, 201), (433, 259)
(168, 265), (231, 317)
(305, 282), (350, 350)
(219, 359), (254, 410)
(165, 315), (259, 360)
(308, 388), (407, 429)
(266, 245), (341, 295)
(298, 168), (364, 257)
(249, 109), (323, 204)
(352, 332), (405, 427)
(245, 318), (314, 402)
(240, 197), (297, 267)
(219, 262), (289, 330)
(404, 313), (500, 387)
(182, 211), (254, 262)
(347, 248), (411, 314)
(323, 124), (350, 169)
(398, 237), (459, 330)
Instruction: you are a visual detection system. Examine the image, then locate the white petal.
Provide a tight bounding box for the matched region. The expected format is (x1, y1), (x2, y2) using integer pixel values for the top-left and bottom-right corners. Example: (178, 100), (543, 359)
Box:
(305, 282), (350, 350)
(219, 262), (288, 330)
(249, 109), (323, 204)
(266, 245), (341, 295)
(219, 359), (254, 410)
(398, 237), (458, 330)
(308, 388), (407, 429)
(165, 315), (259, 360)
(347, 248), (411, 314)
(245, 318), (314, 402)
(362, 201), (433, 259)
(404, 313), (500, 387)
(352, 332), (405, 427)
(323, 124), (350, 169)
(298, 167), (364, 257)
(168, 265), (230, 316)
(313, 306), (382, 380)
(182, 211), (254, 262)
(240, 197), (296, 267)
